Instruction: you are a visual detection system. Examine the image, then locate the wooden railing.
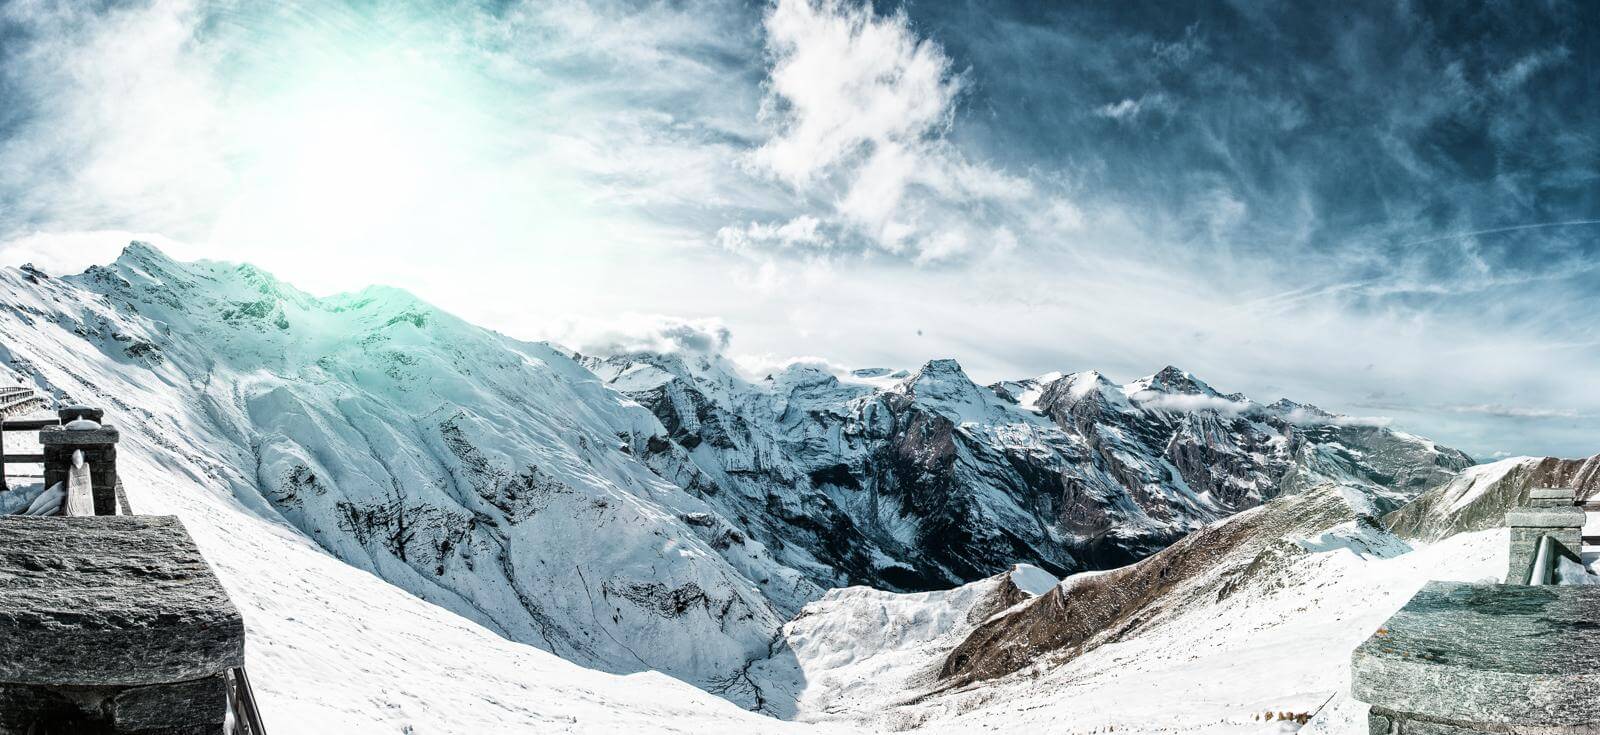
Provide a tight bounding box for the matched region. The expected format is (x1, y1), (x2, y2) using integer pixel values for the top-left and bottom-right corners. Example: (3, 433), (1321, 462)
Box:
(0, 386), (35, 409)
(1, 415), (58, 490)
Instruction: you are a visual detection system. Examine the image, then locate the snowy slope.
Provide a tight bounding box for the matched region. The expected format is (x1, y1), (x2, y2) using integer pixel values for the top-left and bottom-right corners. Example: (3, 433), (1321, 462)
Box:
(120, 449), (841, 734)
(738, 483), (1506, 733)
(0, 244), (808, 697)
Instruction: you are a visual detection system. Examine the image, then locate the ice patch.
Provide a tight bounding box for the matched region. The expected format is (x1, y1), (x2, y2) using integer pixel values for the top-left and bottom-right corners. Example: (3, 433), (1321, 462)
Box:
(1293, 520), (1413, 560)
(1007, 563), (1059, 596)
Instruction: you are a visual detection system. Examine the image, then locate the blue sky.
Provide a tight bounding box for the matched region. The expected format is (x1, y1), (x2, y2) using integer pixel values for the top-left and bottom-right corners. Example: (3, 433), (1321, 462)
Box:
(0, 0), (1595, 459)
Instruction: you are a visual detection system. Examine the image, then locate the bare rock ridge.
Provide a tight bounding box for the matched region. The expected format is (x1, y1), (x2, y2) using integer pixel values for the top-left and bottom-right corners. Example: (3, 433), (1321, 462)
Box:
(937, 484), (1361, 684)
(939, 450), (1600, 689)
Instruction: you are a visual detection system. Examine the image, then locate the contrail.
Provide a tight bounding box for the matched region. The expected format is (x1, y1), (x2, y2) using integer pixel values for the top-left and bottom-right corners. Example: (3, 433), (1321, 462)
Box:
(1398, 219), (1600, 248)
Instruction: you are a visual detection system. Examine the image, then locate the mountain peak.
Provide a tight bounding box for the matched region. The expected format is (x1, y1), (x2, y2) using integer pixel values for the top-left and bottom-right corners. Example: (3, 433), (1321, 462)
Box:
(894, 358), (1001, 421)
(114, 240), (180, 271)
(919, 358), (966, 375)
(1127, 365), (1219, 397)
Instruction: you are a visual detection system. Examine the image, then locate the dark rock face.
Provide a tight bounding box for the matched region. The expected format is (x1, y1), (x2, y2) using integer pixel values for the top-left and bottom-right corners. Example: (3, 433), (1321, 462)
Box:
(587, 353), (1471, 594)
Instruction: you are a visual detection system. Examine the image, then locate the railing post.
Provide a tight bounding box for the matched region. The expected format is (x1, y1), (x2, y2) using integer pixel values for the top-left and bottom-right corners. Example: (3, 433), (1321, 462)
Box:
(39, 405), (119, 516)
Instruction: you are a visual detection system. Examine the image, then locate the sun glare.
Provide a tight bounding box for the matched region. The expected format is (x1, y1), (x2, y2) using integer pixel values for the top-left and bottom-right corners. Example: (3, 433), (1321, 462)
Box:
(208, 50), (502, 275)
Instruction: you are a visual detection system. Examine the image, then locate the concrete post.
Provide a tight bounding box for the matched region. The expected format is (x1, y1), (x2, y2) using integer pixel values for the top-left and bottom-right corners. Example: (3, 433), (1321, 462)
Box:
(39, 407), (119, 517)
(1504, 505), (1584, 584)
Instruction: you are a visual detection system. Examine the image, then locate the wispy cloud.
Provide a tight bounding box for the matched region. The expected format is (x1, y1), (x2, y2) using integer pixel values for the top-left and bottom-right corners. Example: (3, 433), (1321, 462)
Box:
(558, 315), (733, 358)
(1093, 93), (1173, 122)
(1282, 409), (1393, 428)
(1131, 391), (1250, 416)
(1442, 404), (1581, 420)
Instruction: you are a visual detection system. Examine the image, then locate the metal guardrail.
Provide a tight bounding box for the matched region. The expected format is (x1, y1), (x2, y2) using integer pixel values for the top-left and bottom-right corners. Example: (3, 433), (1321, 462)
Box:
(1527, 534), (1557, 585)
(227, 666), (269, 735)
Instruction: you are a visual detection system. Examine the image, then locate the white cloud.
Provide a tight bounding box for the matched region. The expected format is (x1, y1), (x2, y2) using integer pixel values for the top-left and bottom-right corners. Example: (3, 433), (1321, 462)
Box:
(753, 0), (958, 186)
(1443, 404), (1580, 420)
(1094, 93), (1175, 122)
(0, 0), (229, 241)
(716, 215), (826, 254)
(1283, 408), (1394, 428)
(747, 0), (1043, 262)
(1491, 46), (1570, 94)
(1131, 391), (1251, 415)
(557, 315), (733, 357)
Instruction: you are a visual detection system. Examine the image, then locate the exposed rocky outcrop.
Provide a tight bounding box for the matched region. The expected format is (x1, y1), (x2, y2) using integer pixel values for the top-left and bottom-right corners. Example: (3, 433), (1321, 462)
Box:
(1385, 453), (1600, 541)
(937, 486), (1361, 684)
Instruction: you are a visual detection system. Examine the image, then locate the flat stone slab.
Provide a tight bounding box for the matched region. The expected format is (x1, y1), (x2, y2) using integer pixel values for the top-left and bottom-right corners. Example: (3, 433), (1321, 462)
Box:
(1504, 507), (1586, 528)
(0, 516), (243, 686)
(1529, 487), (1576, 500)
(1352, 581), (1600, 727)
(38, 425), (120, 445)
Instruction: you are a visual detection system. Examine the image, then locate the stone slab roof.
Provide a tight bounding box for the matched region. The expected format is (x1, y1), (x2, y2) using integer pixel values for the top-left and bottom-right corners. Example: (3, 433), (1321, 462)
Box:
(0, 515), (244, 686)
(1352, 581), (1599, 727)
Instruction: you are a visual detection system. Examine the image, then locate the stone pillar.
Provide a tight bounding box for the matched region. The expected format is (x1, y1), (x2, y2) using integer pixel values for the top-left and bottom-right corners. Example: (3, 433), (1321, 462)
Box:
(40, 407), (119, 516)
(1505, 505), (1584, 584)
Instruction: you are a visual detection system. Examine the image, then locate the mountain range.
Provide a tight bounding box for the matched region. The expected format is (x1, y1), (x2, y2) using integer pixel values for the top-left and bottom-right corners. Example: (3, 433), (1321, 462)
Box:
(0, 243), (1589, 733)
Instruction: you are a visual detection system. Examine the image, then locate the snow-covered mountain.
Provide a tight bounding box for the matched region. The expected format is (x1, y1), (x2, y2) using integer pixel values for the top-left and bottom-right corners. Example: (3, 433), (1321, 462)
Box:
(581, 349), (1472, 594)
(0, 243), (813, 697)
(0, 243), (1519, 732)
